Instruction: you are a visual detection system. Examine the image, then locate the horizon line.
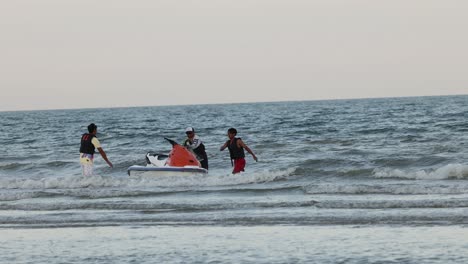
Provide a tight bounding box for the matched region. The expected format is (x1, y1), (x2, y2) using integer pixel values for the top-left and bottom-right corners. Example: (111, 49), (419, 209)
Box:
(1, 93), (467, 113)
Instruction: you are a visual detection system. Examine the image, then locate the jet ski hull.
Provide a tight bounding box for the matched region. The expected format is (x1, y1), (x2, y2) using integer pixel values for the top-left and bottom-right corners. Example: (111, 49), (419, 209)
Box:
(128, 165), (208, 177)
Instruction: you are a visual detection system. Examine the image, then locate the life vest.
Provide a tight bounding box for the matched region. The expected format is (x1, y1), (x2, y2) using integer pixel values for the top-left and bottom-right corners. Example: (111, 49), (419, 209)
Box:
(193, 143), (207, 161)
(227, 137), (245, 160)
(80, 133), (96, 155)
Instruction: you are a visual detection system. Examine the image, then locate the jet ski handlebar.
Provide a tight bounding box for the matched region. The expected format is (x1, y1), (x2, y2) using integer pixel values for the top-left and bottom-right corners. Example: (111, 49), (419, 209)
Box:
(164, 137), (179, 146)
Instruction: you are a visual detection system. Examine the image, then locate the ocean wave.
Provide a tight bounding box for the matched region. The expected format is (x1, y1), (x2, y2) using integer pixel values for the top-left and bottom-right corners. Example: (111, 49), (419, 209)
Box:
(0, 189), (178, 201)
(355, 127), (396, 135)
(308, 139), (355, 146)
(0, 168), (295, 192)
(372, 164), (468, 180)
(3, 206), (468, 227)
(372, 156), (449, 168)
(0, 191), (42, 201)
(0, 199), (318, 211)
(303, 183), (468, 195)
(4, 196), (468, 211)
(296, 158), (351, 168)
(338, 168), (375, 177)
(0, 162), (25, 170)
(0, 161), (75, 172)
(316, 198), (468, 209)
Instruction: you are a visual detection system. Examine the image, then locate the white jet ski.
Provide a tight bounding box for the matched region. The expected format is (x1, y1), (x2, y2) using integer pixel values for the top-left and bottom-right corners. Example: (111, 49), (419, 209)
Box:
(127, 138), (208, 176)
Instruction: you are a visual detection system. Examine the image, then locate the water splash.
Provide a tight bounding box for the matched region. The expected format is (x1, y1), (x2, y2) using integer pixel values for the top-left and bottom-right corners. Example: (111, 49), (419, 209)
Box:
(373, 164), (468, 180)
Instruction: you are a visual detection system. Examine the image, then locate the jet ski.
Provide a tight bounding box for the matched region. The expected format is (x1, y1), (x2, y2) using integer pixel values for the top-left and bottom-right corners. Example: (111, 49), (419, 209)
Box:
(127, 138), (208, 176)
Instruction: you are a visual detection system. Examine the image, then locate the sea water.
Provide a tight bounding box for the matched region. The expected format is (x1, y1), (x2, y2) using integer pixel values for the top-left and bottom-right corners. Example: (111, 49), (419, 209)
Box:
(1, 95), (468, 263)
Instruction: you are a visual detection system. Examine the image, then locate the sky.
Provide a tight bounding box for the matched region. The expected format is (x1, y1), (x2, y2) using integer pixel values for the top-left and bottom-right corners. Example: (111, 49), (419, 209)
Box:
(0, 0), (467, 111)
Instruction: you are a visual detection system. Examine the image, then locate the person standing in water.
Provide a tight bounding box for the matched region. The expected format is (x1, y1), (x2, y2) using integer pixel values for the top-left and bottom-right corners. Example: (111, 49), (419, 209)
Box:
(79, 123), (113, 176)
(183, 127), (209, 170)
(220, 127), (258, 174)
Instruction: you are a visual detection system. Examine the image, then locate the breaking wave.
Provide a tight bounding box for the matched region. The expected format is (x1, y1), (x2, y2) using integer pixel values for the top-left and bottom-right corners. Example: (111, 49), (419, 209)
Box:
(303, 183), (468, 195)
(0, 168), (296, 201)
(372, 164), (468, 180)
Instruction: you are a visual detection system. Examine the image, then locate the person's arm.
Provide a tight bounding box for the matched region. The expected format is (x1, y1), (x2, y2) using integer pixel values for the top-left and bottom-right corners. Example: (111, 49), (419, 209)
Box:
(220, 141), (228, 151)
(92, 137), (113, 168)
(237, 139), (258, 162)
(97, 147), (113, 168)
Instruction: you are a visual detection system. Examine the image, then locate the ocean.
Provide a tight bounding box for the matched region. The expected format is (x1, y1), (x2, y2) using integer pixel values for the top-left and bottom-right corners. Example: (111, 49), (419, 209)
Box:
(1, 95), (468, 263)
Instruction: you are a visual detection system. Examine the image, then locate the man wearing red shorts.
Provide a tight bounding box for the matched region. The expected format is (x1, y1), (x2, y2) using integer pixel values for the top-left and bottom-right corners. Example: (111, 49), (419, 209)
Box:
(220, 128), (258, 174)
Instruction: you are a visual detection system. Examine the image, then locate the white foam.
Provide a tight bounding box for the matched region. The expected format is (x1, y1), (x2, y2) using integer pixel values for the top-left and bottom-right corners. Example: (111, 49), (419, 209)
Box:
(304, 183), (468, 195)
(372, 164), (468, 180)
(0, 168), (295, 190)
(127, 167), (295, 188)
(0, 191), (39, 201)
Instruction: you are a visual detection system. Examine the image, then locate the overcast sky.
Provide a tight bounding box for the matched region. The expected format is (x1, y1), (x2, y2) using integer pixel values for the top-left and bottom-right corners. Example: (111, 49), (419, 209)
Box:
(0, 0), (467, 111)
